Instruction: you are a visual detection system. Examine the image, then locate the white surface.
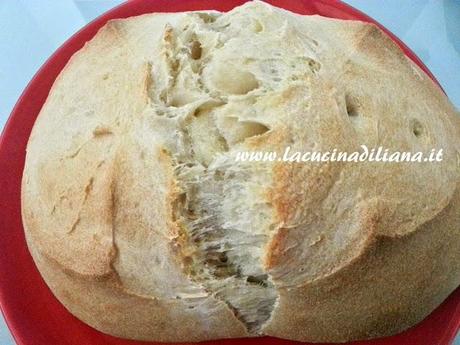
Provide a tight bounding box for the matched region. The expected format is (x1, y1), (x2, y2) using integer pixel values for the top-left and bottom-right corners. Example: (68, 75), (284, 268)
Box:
(0, 1), (458, 344)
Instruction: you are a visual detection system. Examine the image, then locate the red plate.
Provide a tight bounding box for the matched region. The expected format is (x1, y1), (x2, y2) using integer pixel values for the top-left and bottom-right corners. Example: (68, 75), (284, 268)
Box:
(0, 0), (459, 344)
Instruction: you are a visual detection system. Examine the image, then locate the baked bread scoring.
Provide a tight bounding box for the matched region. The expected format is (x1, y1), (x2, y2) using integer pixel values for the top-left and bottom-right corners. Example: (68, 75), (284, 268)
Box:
(22, 1), (460, 342)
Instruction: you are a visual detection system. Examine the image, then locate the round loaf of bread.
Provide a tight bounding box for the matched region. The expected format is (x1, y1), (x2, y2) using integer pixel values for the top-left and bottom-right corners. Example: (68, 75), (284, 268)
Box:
(22, 1), (460, 342)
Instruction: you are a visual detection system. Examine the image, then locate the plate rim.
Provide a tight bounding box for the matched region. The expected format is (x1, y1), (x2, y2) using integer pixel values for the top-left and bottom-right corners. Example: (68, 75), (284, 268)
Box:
(0, 0), (458, 344)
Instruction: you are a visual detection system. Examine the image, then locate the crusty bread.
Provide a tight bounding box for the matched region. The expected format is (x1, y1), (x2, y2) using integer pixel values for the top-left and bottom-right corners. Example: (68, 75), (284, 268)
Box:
(21, 1), (460, 342)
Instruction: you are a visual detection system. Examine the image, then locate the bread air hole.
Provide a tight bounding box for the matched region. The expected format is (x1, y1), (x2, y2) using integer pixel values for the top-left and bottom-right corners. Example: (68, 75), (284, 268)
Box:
(253, 19), (263, 33)
(212, 66), (260, 95)
(345, 94), (360, 118)
(218, 117), (270, 145)
(247, 274), (269, 287)
(190, 40), (202, 60)
(307, 58), (321, 73)
(195, 12), (218, 23)
(186, 107), (229, 167)
(411, 119), (424, 138)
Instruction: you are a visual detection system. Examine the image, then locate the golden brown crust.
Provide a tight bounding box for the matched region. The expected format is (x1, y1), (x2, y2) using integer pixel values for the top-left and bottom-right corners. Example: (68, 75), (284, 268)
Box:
(27, 244), (248, 342)
(264, 188), (460, 342)
(261, 10), (460, 341)
(22, 13), (249, 341)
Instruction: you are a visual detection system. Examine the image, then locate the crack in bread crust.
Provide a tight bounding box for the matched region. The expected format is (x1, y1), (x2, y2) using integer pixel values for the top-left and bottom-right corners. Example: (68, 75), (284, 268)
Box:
(139, 13), (285, 333)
